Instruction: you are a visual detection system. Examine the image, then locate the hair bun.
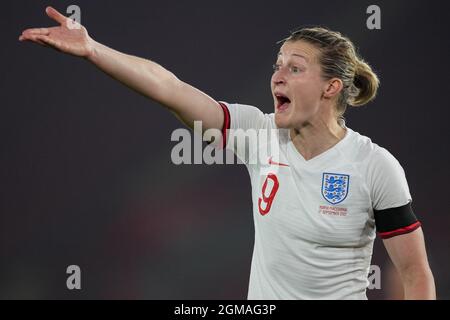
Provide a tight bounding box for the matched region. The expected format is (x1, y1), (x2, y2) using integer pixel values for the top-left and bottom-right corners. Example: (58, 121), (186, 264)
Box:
(348, 59), (380, 107)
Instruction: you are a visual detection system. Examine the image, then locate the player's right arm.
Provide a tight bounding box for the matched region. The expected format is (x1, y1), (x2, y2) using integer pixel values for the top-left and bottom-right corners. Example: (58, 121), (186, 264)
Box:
(19, 6), (224, 132)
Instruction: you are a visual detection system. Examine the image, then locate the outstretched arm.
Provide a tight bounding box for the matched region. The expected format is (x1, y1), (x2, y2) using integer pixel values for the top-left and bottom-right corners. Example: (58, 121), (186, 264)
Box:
(19, 7), (224, 132)
(383, 227), (436, 299)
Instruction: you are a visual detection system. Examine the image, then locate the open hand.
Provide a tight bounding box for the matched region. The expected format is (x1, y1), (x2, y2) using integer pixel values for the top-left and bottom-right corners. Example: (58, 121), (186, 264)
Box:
(19, 6), (95, 58)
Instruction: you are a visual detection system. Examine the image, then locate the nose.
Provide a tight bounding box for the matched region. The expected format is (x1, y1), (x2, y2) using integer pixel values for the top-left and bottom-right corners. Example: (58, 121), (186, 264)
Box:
(272, 69), (286, 86)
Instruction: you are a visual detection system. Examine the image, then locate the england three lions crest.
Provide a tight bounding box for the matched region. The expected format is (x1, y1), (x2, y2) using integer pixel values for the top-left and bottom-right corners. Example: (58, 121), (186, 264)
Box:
(322, 173), (350, 205)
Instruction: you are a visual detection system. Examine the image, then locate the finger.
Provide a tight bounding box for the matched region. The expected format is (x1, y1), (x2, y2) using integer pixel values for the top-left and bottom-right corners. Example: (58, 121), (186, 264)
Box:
(22, 28), (50, 36)
(33, 35), (60, 48)
(19, 35), (49, 47)
(18, 34), (34, 42)
(45, 6), (67, 25)
(33, 38), (49, 47)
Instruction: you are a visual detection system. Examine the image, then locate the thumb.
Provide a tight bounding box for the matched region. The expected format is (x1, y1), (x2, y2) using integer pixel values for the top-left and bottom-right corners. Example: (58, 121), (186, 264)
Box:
(45, 6), (67, 25)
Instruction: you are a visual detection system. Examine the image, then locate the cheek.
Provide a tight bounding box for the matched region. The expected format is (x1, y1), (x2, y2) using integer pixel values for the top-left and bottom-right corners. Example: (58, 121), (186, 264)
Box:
(295, 78), (323, 103)
(290, 84), (323, 120)
(293, 86), (320, 108)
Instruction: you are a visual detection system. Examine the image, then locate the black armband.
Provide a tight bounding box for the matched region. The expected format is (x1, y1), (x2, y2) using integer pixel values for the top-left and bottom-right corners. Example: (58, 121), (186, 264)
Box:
(374, 203), (421, 239)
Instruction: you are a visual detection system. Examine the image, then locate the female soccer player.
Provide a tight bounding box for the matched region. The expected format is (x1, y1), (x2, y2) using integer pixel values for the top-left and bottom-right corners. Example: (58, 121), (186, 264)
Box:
(19, 7), (435, 299)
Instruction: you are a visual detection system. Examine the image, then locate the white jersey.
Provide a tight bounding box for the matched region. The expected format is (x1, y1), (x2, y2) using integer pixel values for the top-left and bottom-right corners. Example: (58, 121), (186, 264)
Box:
(221, 102), (412, 300)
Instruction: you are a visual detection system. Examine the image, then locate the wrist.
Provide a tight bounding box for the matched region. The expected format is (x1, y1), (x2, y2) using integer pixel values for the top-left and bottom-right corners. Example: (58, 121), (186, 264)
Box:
(85, 39), (101, 62)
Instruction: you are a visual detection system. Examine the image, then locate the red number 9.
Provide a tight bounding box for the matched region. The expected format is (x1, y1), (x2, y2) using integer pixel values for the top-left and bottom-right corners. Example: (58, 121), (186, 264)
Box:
(258, 174), (279, 216)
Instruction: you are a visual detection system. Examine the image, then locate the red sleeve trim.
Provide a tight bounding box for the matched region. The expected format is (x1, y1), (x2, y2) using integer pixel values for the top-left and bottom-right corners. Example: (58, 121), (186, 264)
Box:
(218, 102), (230, 149)
(378, 221), (422, 239)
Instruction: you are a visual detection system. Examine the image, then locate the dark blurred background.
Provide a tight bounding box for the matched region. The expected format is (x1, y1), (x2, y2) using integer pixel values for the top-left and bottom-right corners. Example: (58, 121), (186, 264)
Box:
(1, 0), (449, 299)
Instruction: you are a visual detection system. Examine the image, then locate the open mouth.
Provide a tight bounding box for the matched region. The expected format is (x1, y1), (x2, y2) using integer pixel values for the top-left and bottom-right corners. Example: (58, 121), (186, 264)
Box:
(275, 93), (291, 112)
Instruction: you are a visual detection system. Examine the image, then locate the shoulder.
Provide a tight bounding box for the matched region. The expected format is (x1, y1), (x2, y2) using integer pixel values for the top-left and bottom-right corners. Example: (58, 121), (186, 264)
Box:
(221, 102), (275, 130)
(346, 130), (412, 210)
(344, 128), (401, 168)
(341, 128), (380, 163)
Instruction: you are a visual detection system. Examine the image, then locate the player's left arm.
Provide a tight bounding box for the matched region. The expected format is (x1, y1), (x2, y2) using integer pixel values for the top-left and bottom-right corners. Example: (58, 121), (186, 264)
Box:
(383, 227), (436, 299)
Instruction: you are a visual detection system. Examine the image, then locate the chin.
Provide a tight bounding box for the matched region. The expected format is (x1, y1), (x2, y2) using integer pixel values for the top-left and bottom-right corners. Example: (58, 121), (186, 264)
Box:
(275, 113), (291, 129)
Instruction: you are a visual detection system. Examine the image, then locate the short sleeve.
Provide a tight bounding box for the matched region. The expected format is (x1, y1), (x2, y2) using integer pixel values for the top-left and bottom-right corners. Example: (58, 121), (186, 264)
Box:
(367, 148), (412, 211)
(218, 102), (273, 163)
(365, 147), (422, 239)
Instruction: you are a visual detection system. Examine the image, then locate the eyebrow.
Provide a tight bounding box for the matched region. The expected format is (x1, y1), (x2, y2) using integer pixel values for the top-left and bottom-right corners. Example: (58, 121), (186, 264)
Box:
(277, 52), (309, 62)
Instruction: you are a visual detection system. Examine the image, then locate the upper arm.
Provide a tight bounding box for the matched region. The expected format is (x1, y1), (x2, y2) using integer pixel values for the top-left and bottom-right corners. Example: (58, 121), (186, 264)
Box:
(368, 149), (435, 295)
(165, 80), (224, 132)
(383, 227), (431, 274)
(383, 227), (436, 299)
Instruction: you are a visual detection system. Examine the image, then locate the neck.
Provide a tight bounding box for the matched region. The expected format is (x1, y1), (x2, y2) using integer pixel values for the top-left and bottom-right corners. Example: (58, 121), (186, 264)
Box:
(290, 117), (346, 161)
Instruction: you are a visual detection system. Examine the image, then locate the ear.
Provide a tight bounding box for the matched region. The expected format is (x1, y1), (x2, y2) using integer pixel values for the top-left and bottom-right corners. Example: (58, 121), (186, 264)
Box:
(322, 78), (343, 99)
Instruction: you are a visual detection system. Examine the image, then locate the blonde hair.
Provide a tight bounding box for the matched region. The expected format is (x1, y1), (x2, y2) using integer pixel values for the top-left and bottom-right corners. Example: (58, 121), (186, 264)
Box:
(281, 26), (380, 116)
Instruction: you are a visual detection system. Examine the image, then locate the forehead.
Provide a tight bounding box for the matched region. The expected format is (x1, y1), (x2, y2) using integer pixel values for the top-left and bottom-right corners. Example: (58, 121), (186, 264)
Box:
(277, 40), (320, 63)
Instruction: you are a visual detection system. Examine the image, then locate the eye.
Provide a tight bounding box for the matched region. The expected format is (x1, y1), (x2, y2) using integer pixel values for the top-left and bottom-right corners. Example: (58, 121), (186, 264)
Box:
(272, 64), (281, 72)
(290, 66), (301, 74)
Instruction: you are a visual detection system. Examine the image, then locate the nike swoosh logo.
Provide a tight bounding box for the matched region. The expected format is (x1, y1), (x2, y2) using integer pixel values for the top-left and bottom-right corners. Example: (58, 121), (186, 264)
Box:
(268, 157), (290, 167)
